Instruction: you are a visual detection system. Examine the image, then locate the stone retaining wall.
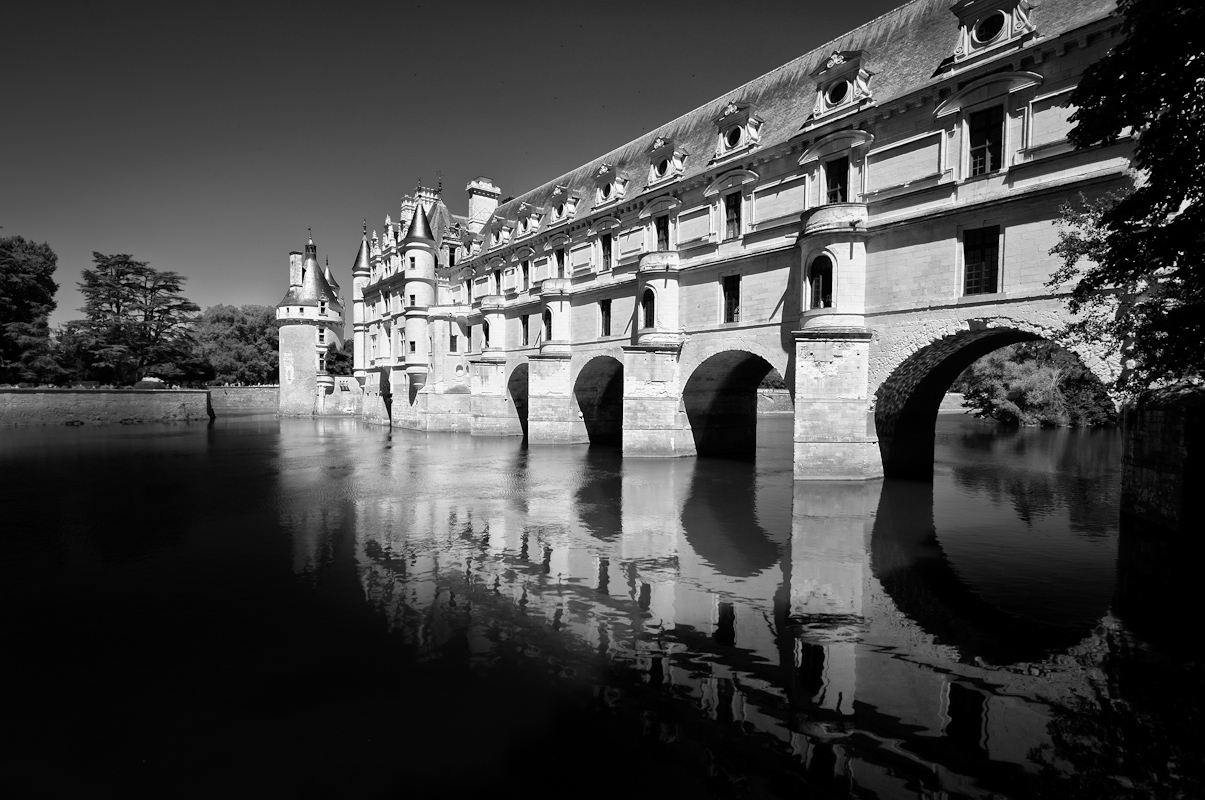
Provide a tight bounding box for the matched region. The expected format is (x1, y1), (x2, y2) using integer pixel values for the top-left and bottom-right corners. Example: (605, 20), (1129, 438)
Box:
(207, 386), (279, 410)
(0, 388), (213, 426)
(757, 389), (793, 415)
(1121, 384), (1204, 535)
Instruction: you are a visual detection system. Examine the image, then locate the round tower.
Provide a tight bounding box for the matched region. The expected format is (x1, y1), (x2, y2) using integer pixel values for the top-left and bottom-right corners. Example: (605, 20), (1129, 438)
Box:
(401, 204), (436, 389)
(351, 222), (370, 382)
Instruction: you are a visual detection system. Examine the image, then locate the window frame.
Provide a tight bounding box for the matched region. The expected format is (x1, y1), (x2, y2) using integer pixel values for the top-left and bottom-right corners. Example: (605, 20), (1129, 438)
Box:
(967, 104), (1005, 177)
(961, 224), (1002, 296)
(806, 254), (835, 310)
(599, 298), (612, 337)
(721, 274), (741, 324)
(723, 191), (743, 241)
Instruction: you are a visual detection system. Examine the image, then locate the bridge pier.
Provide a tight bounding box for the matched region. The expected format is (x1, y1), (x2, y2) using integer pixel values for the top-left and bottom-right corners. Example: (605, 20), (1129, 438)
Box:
(527, 352), (585, 444)
(793, 328), (883, 480)
(622, 344), (695, 457)
(469, 352), (521, 436)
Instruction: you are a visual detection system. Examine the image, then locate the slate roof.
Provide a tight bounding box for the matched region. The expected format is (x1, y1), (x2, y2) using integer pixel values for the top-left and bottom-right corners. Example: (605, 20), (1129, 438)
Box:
(474, 0), (1115, 245)
(278, 240), (341, 308)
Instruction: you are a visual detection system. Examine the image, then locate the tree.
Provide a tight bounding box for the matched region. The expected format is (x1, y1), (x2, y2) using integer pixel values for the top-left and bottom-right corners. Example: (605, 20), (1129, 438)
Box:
(194, 304), (278, 384)
(0, 235), (59, 383)
(956, 342), (1116, 428)
(70, 253), (200, 384)
(326, 338), (352, 377)
(1048, 0), (1205, 396)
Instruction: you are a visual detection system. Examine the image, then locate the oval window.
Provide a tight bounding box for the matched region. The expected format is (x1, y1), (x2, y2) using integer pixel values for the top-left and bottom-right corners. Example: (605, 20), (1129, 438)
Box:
(600, 183), (612, 200)
(654, 158), (669, 178)
(973, 12), (1005, 44)
(826, 80), (849, 106)
(556, 202), (565, 217)
(725, 126), (742, 149)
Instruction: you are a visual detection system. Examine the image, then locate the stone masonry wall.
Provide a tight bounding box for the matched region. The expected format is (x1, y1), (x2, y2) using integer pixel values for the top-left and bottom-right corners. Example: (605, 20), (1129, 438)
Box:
(208, 386), (279, 409)
(0, 389), (212, 426)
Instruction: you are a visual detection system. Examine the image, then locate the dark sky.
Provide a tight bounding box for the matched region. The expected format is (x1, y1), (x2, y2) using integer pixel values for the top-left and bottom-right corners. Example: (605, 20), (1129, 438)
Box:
(3, 0), (904, 326)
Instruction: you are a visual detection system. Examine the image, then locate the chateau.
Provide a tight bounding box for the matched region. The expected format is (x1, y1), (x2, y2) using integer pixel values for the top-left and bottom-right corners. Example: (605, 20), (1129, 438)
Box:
(279, 0), (1130, 480)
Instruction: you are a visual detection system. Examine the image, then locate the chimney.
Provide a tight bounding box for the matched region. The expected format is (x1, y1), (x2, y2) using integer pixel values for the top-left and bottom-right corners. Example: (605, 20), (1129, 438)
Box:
(289, 251), (303, 287)
(466, 176), (501, 234)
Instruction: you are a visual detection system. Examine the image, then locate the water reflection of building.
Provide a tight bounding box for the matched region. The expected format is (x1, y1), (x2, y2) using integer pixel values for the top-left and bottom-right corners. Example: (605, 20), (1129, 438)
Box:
(340, 432), (1112, 797)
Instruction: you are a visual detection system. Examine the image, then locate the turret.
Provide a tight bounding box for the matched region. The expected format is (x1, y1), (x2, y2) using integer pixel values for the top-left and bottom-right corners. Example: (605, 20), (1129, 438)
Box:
(401, 204), (437, 388)
(351, 222), (370, 380)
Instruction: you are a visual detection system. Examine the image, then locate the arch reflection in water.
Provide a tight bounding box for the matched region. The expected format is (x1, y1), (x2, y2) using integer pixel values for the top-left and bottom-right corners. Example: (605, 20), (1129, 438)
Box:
(342, 417), (1116, 797)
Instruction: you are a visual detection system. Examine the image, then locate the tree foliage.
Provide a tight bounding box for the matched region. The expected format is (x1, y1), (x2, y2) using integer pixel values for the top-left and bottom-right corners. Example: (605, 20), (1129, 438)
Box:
(326, 338), (352, 377)
(0, 235), (60, 383)
(69, 253), (201, 384)
(195, 304), (278, 384)
(1049, 0), (1205, 395)
(956, 342), (1116, 428)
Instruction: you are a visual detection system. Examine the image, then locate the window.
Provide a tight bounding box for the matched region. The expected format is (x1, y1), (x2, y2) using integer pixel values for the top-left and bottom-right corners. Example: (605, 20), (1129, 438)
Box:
(409, 256), (416, 271)
(409, 294), (416, 307)
(555, 247), (566, 278)
(319, 354), (327, 372)
(543, 309), (553, 340)
(370, 334), (377, 358)
(448, 248), (456, 268)
(409, 340), (416, 354)
(483, 320), (490, 348)
(521, 260), (530, 291)
(964, 225), (1000, 295)
(968, 105), (1004, 176)
(825, 156), (849, 204)
(722, 275), (741, 323)
(724, 126), (743, 150)
(318, 328), (326, 344)
(492, 269), (502, 294)
(808, 256), (833, 309)
(319, 301), (327, 315)
(522, 315), (530, 346)
(655, 215), (670, 251)
(600, 233), (613, 271)
(599, 299), (612, 337)
(449, 332), (458, 353)
(724, 192), (742, 240)
(641, 289), (655, 329)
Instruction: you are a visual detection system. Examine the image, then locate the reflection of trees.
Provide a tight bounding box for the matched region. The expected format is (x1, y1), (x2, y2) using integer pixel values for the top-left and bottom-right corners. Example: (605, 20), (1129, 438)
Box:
(945, 420), (1122, 535)
(1029, 618), (1205, 799)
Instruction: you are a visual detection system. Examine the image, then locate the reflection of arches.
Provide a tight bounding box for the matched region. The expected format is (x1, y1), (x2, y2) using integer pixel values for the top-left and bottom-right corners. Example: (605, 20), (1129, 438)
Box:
(640, 288), (655, 329)
(573, 356), (623, 446)
(683, 350), (774, 459)
(870, 479), (1094, 664)
(807, 255), (833, 309)
(681, 456), (782, 577)
(507, 363), (529, 438)
(573, 447), (623, 539)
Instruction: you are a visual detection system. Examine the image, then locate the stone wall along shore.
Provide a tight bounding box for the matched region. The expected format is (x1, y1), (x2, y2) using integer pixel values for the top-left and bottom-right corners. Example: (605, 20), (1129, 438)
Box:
(0, 388), (213, 426)
(207, 386), (279, 410)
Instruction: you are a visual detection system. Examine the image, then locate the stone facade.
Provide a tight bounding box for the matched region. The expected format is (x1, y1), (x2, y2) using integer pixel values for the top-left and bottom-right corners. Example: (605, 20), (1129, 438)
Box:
(298, 0), (1127, 479)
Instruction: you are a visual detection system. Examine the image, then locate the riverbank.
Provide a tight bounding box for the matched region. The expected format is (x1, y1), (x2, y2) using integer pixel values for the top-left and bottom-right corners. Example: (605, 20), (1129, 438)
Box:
(0, 388), (212, 426)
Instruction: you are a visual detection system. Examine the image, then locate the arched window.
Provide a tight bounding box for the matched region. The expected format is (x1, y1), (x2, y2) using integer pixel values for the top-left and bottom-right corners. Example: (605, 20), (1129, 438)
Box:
(482, 319), (491, 348)
(543, 308), (553, 340)
(808, 256), (834, 309)
(641, 289), (656, 329)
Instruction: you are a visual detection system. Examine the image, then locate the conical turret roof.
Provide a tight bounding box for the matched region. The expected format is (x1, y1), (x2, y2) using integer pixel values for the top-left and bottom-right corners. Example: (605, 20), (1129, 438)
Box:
(402, 203), (434, 245)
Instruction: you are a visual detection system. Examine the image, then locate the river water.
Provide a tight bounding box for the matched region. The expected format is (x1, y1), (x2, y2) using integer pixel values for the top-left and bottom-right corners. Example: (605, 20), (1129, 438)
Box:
(2, 413), (1200, 798)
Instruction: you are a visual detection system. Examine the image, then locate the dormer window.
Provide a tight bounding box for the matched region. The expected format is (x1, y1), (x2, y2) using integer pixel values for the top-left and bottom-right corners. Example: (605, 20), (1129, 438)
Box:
(592, 165), (627, 207)
(809, 51), (873, 124)
(646, 137), (687, 187)
(713, 101), (762, 159)
(549, 185), (579, 223)
(949, 0), (1036, 67)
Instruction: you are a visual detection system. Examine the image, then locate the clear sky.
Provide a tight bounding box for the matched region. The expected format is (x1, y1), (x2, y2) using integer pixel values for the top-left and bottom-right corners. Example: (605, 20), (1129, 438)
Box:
(3, 0), (905, 327)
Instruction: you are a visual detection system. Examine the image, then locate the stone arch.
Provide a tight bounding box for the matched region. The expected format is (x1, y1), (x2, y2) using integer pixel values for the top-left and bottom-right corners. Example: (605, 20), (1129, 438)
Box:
(681, 349), (779, 459)
(573, 355), (624, 445)
(506, 361), (530, 439)
(873, 315), (1115, 478)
